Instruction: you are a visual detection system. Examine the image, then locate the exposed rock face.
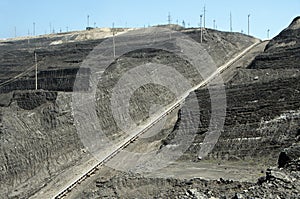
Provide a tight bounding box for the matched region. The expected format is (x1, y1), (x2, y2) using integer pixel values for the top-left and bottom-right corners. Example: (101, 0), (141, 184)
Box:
(14, 91), (57, 110)
(0, 68), (90, 93)
(0, 38), (95, 93)
(0, 91), (83, 198)
(182, 77), (300, 163)
(278, 142), (300, 170)
(168, 17), (300, 164)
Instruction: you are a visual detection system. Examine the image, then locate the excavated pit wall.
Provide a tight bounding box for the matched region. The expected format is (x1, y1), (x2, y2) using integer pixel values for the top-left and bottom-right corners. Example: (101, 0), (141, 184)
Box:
(0, 28), (257, 197)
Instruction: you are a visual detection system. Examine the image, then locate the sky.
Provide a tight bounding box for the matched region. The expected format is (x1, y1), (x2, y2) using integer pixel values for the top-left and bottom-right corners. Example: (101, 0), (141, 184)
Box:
(0, 0), (299, 39)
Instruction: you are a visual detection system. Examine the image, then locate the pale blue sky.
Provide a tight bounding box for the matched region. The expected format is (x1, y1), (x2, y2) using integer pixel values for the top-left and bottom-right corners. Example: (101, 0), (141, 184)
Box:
(0, 0), (299, 39)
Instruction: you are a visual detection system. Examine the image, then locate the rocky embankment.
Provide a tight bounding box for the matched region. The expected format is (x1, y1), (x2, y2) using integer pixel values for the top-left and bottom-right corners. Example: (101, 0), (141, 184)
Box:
(80, 171), (299, 199)
(178, 76), (300, 164)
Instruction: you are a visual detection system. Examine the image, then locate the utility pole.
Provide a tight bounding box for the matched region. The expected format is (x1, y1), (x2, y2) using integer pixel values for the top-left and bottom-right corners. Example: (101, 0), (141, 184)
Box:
(87, 15), (90, 27)
(168, 12), (171, 25)
(167, 13), (172, 39)
(203, 5), (206, 28)
(66, 26), (68, 32)
(213, 20), (216, 29)
(112, 23), (116, 58)
(200, 15), (203, 28)
(230, 12), (232, 32)
(49, 23), (52, 34)
(35, 52), (38, 90)
(33, 22), (35, 36)
(200, 15), (203, 43)
(94, 22), (96, 28)
(267, 29), (270, 39)
(248, 14), (250, 35)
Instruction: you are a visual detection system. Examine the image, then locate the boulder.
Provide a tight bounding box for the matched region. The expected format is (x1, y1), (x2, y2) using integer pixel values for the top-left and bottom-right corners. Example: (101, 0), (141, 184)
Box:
(278, 142), (300, 168)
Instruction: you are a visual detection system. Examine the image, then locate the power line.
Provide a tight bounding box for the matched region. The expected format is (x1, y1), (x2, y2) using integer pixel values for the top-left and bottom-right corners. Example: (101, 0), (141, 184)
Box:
(112, 22), (116, 58)
(35, 52), (38, 90)
(203, 5), (206, 28)
(200, 15), (203, 28)
(166, 13), (172, 39)
(200, 15), (203, 43)
(168, 12), (171, 25)
(33, 22), (35, 36)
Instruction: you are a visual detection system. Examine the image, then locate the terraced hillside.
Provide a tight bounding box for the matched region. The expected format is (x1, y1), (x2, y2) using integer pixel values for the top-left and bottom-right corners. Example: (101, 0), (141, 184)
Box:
(166, 17), (300, 165)
(71, 17), (300, 199)
(0, 27), (257, 198)
(249, 16), (300, 70)
(1, 16), (299, 198)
